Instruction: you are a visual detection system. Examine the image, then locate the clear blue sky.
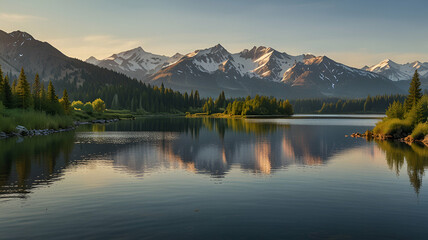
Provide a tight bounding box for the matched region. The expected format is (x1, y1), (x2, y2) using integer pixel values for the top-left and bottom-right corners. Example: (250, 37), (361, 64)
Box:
(1, 0), (427, 67)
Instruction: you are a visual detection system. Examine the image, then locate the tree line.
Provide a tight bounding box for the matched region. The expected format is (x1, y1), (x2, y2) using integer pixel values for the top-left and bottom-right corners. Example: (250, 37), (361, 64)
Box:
(0, 66), (203, 115)
(291, 94), (406, 114)
(224, 95), (293, 116)
(64, 78), (202, 113)
(0, 67), (71, 115)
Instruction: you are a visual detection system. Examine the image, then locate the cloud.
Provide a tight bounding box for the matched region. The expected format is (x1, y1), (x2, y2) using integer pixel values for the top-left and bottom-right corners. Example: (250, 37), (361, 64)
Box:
(0, 13), (46, 22)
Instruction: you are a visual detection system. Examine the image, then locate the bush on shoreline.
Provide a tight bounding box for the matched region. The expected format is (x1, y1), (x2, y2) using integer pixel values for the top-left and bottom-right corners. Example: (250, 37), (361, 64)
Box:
(373, 118), (412, 136)
(411, 123), (428, 140)
(373, 70), (427, 141)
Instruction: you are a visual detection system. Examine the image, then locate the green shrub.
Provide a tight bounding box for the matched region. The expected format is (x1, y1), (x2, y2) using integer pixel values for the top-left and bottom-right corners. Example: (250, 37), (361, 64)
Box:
(411, 123), (428, 140)
(71, 100), (84, 110)
(92, 98), (106, 113)
(83, 102), (93, 113)
(373, 118), (413, 135)
(385, 101), (405, 119)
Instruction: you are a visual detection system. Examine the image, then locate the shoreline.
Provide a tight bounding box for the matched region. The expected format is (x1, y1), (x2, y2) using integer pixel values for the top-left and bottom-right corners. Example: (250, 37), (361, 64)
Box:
(348, 131), (428, 147)
(0, 118), (121, 140)
(186, 113), (383, 119)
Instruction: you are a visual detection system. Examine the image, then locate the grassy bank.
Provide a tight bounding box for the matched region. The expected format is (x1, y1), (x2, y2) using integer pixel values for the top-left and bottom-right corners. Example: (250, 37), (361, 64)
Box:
(0, 105), (135, 133)
(0, 108), (73, 133)
(72, 109), (134, 122)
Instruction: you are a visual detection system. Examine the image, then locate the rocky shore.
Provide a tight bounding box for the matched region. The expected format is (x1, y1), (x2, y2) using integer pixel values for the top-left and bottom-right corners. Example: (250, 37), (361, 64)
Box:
(348, 131), (428, 147)
(0, 119), (120, 139)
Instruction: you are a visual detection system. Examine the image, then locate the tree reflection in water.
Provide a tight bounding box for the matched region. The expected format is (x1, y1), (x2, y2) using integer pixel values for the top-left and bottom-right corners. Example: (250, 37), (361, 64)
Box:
(0, 132), (75, 198)
(374, 140), (428, 194)
(2, 118), (428, 198)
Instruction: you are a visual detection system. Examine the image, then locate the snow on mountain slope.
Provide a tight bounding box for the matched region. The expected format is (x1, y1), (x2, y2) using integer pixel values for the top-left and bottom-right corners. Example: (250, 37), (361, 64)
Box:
(280, 56), (400, 97)
(92, 44), (316, 83)
(184, 44), (232, 73)
(365, 59), (428, 81)
(85, 47), (183, 80)
(230, 46), (315, 81)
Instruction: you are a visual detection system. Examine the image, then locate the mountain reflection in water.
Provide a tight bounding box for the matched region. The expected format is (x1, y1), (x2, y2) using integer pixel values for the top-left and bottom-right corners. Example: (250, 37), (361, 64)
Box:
(1, 117), (428, 198)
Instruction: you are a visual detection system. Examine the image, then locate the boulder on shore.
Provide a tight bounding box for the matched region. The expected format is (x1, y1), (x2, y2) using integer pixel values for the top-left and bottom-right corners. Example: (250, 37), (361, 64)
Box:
(0, 132), (7, 139)
(16, 125), (29, 136)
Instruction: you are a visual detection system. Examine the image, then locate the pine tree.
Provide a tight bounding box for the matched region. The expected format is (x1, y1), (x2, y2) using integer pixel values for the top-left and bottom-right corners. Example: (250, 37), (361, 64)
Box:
(47, 81), (57, 102)
(405, 70), (422, 111)
(32, 73), (41, 110)
(11, 79), (17, 94)
(184, 92), (189, 107)
(364, 95), (372, 112)
(40, 82), (46, 100)
(203, 97), (214, 114)
(59, 89), (71, 114)
(215, 91), (226, 109)
(16, 68), (32, 109)
(1, 76), (13, 108)
(189, 90), (194, 108)
(194, 90), (200, 107)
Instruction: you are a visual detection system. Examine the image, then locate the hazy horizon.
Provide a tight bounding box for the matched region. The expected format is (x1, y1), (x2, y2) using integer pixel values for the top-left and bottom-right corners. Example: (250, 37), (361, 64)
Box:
(1, 0), (428, 68)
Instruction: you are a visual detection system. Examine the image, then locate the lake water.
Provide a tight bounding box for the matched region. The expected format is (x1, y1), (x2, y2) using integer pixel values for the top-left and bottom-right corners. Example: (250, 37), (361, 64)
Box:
(1, 117), (427, 239)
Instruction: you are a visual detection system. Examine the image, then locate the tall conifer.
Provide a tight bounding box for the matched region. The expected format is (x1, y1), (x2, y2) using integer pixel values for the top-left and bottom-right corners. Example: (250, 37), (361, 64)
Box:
(1, 76), (13, 108)
(32, 74), (41, 110)
(47, 81), (57, 102)
(405, 70), (422, 111)
(16, 68), (32, 109)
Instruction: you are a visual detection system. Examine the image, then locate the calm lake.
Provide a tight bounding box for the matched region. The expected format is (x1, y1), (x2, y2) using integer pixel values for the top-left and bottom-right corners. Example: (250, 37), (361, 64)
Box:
(1, 116), (427, 239)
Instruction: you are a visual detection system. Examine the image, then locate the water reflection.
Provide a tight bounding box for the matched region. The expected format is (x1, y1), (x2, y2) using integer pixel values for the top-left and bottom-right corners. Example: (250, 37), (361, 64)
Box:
(1, 117), (428, 198)
(0, 132), (76, 198)
(374, 140), (428, 193)
(78, 118), (364, 177)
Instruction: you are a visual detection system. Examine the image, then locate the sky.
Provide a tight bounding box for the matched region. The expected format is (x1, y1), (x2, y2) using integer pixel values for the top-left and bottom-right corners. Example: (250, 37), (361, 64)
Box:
(1, 0), (427, 67)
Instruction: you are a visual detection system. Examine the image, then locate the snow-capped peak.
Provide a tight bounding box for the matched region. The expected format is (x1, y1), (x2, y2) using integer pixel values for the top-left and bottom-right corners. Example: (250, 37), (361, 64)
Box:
(365, 58), (428, 81)
(85, 46), (182, 80)
(230, 46), (314, 81)
(185, 44), (232, 73)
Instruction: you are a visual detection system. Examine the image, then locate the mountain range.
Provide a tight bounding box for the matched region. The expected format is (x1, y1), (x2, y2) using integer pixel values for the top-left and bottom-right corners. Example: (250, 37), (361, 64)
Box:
(1, 29), (426, 99)
(89, 44), (411, 97)
(363, 59), (428, 81)
(86, 47), (183, 80)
